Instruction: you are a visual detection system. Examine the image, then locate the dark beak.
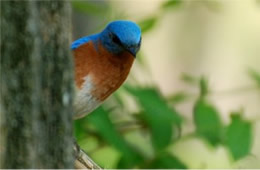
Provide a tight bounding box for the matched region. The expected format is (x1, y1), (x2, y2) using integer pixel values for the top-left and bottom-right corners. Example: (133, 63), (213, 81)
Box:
(126, 47), (138, 57)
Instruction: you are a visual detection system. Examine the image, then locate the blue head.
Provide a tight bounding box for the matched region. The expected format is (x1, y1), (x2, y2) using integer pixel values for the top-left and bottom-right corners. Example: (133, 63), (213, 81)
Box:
(100, 20), (142, 57)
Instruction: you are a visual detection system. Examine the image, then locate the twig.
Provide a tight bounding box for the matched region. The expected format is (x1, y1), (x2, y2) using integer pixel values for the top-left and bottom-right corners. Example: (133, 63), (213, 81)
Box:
(74, 141), (102, 169)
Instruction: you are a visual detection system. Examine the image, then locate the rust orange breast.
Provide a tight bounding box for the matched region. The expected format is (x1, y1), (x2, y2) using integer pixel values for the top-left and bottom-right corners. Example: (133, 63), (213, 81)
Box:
(73, 40), (135, 101)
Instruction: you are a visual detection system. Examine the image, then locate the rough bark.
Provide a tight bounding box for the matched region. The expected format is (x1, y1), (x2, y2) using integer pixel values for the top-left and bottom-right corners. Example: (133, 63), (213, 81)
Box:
(0, 1), (74, 168)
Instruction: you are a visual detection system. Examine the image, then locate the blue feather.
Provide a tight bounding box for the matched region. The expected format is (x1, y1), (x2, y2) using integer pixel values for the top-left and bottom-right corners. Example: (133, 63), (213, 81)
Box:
(71, 33), (99, 50)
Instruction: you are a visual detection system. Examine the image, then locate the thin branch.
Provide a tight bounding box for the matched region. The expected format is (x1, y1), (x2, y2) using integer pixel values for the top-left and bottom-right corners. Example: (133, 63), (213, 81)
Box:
(167, 85), (259, 103)
(74, 141), (102, 169)
(210, 85), (259, 97)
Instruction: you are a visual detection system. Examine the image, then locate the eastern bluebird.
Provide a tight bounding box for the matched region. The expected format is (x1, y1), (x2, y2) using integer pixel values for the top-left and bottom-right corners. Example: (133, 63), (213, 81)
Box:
(71, 20), (142, 119)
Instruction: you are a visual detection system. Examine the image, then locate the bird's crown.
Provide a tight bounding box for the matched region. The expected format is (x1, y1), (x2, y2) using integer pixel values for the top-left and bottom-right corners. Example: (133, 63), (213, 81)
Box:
(100, 20), (142, 56)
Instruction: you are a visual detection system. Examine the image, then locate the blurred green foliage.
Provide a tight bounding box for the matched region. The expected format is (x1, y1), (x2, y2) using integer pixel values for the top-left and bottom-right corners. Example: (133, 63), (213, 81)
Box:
(225, 113), (252, 160)
(137, 0), (183, 34)
(72, 0), (258, 168)
(145, 152), (187, 169)
(74, 72), (256, 168)
(71, 1), (109, 16)
(194, 99), (223, 146)
(138, 17), (158, 33)
(125, 86), (182, 151)
(161, 0), (182, 9)
(249, 69), (260, 88)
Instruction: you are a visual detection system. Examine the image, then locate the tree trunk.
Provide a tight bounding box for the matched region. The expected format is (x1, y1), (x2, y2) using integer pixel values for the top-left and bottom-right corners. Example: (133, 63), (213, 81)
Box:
(0, 1), (74, 168)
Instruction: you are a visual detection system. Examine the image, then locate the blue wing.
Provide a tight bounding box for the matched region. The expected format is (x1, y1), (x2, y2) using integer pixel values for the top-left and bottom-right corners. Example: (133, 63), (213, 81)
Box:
(71, 33), (100, 50)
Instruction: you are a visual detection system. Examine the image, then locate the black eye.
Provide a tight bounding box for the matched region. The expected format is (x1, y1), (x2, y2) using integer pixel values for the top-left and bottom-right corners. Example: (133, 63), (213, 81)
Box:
(110, 33), (122, 46)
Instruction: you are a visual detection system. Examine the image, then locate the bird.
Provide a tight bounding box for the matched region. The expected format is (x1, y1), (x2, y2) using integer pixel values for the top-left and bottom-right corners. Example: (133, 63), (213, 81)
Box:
(71, 20), (142, 119)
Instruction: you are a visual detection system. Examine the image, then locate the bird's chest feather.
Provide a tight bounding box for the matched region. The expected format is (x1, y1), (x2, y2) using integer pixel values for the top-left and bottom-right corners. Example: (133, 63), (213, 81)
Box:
(73, 40), (134, 116)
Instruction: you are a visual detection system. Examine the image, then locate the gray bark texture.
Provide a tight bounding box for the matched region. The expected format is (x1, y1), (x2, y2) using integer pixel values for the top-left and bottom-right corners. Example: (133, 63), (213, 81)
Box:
(0, 1), (74, 168)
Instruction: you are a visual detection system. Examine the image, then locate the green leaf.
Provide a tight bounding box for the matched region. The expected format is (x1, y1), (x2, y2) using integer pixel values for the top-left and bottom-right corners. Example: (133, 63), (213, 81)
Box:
(125, 86), (182, 151)
(138, 17), (158, 33)
(225, 113), (252, 160)
(74, 120), (86, 140)
(87, 106), (143, 168)
(74, 116), (93, 140)
(71, 1), (107, 16)
(167, 91), (190, 104)
(180, 73), (198, 85)
(193, 99), (222, 145)
(146, 152), (187, 169)
(199, 77), (209, 97)
(248, 69), (260, 88)
(161, 0), (182, 10)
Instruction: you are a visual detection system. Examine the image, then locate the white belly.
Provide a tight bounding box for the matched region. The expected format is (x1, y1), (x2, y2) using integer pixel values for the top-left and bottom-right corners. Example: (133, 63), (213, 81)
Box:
(73, 75), (101, 119)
